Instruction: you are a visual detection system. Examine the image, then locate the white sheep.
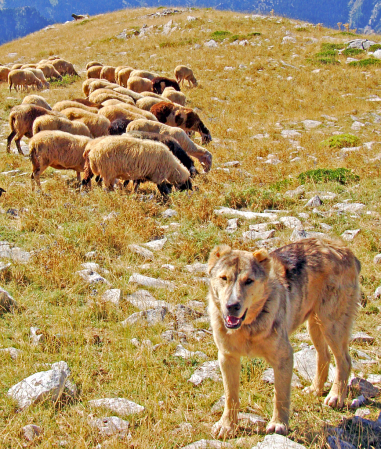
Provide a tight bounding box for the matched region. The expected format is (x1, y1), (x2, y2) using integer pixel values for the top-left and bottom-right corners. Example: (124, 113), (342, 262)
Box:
(174, 65), (198, 87)
(29, 130), (91, 190)
(22, 95), (52, 110)
(127, 76), (153, 93)
(53, 101), (99, 114)
(162, 87), (186, 106)
(89, 90), (135, 106)
(60, 108), (110, 137)
(129, 70), (158, 81)
(126, 119), (212, 172)
(100, 66), (116, 83)
(8, 70), (43, 92)
(117, 67), (135, 87)
(136, 97), (164, 111)
(33, 115), (91, 137)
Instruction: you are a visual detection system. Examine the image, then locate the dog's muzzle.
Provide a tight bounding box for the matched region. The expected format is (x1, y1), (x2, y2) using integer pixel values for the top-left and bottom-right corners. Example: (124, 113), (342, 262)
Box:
(224, 309), (248, 329)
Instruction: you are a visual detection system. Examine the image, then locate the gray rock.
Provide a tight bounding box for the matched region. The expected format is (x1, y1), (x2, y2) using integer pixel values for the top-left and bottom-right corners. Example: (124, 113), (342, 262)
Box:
(349, 377), (380, 398)
(89, 398), (144, 415)
(249, 222), (278, 232)
(290, 229), (327, 241)
(128, 244), (153, 260)
(253, 434), (306, 448)
(302, 120), (322, 130)
(355, 407), (371, 417)
(175, 304), (202, 323)
(334, 203), (366, 214)
(88, 416), (131, 438)
(162, 209), (177, 218)
(23, 424), (42, 442)
(0, 242), (31, 263)
(367, 374), (381, 384)
(351, 332), (374, 343)
(0, 287), (18, 314)
(280, 216), (302, 229)
(188, 361), (221, 386)
(77, 269), (110, 285)
(327, 436), (356, 449)
(0, 262), (11, 272)
(162, 263), (175, 271)
(126, 289), (169, 310)
(243, 229), (275, 241)
(162, 19), (173, 35)
(294, 346), (335, 382)
(204, 40), (218, 48)
(306, 195), (323, 208)
(350, 394), (366, 408)
(173, 344), (208, 360)
(374, 286), (381, 298)
(320, 223), (333, 231)
(182, 439), (232, 448)
(262, 368), (303, 388)
(373, 254), (381, 264)
(281, 130), (301, 139)
(285, 186), (305, 198)
(121, 306), (167, 326)
(0, 347), (21, 360)
(129, 273), (175, 291)
(341, 229), (360, 241)
(85, 251), (97, 259)
(161, 329), (187, 343)
(101, 289), (121, 306)
(7, 361), (72, 409)
(214, 207), (277, 220)
(348, 39), (376, 50)
(225, 218), (238, 233)
(238, 412), (266, 428)
(144, 237), (167, 251)
(211, 395), (225, 413)
(185, 262), (208, 274)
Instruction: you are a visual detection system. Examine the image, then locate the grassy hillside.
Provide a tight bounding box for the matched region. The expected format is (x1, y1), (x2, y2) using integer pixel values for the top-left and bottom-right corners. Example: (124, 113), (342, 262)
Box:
(0, 7), (381, 448)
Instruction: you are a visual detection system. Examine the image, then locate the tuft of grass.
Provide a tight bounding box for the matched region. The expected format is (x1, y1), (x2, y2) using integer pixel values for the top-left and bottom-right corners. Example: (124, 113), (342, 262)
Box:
(313, 56), (340, 65)
(295, 27), (309, 32)
(348, 58), (381, 67)
(159, 38), (199, 48)
(336, 31), (358, 36)
(341, 48), (365, 56)
(298, 168), (360, 185)
(315, 50), (338, 57)
(321, 43), (345, 51)
(210, 30), (232, 41)
(49, 74), (80, 88)
(320, 133), (360, 149)
(369, 44), (381, 52)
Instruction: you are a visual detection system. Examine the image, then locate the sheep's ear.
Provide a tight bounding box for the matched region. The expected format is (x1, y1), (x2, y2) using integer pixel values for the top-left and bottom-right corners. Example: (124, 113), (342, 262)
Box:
(253, 249), (271, 275)
(208, 245), (231, 274)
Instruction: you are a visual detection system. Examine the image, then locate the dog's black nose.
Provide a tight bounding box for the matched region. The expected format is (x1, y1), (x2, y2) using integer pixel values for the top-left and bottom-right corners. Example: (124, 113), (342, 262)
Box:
(226, 301), (241, 312)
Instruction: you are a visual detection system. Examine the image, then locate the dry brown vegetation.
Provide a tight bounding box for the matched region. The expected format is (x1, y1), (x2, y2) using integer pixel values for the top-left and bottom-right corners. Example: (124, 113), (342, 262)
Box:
(0, 7), (381, 449)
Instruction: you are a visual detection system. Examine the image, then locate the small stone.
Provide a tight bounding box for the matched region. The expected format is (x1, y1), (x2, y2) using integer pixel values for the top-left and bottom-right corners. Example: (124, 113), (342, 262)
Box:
(302, 120), (322, 130)
(214, 207), (277, 220)
(355, 408), (371, 417)
(373, 254), (381, 264)
(182, 439), (232, 449)
(0, 287), (18, 314)
(121, 306), (167, 327)
(285, 186), (305, 198)
(161, 330), (187, 343)
(0, 347), (21, 360)
(326, 436), (355, 449)
(126, 290), (169, 310)
(262, 368), (303, 388)
(173, 344), (208, 360)
(205, 40), (218, 48)
(88, 416), (130, 438)
(23, 424), (42, 442)
(306, 195), (323, 208)
(185, 263), (208, 274)
(211, 395), (225, 413)
(85, 251), (97, 259)
(226, 218), (238, 233)
(238, 412), (266, 428)
(128, 244), (153, 260)
(280, 216), (302, 229)
(374, 286), (381, 298)
(320, 223), (333, 231)
(350, 394), (366, 408)
(281, 130), (301, 139)
(349, 377), (380, 398)
(89, 398), (144, 416)
(253, 434), (306, 448)
(242, 229), (276, 241)
(341, 229), (360, 241)
(129, 273), (175, 291)
(367, 374), (381, 384)
(162, 209), (177, 218)
(334, 203), (366, 214)
(351, 332), (374, 344)
(175, 304), (202, 323)
(30, 327), (45, 346)
(77, 269), (110, 285)
(144, 237), (167, 251)
(188, 360), (221, 385)
(101, 289), (121, 306)
(162, 264), (175, 271)
(294, 346), (335, 382)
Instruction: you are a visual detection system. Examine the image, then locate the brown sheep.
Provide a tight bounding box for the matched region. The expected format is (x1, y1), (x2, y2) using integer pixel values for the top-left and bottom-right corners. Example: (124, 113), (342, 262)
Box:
(127, 76), (153, 93)
(53, 101), (99, 114)
(100, 66), (116, 83)
(33, 115), (91, 137)
(86, 61), (103, 70)
(81, 136), (191, 195)
(6, 105), (62, 154)
(22, 95), (52, 110)
(0, 67), (10, 82)
(87, 66), (102, 79)
(51, 59), (78, 76)
(60, 108), (110, 137)
(98, 105), (146, 123)
(126, 119), (212, 172)
(151, 102), (212, 144)
(174, 65), (198, 87)
(162, 87), (186, 106)
(8, 70), (43, 92)
(37, 63), (62, 81)
(117, 67), (135, 87)
(29, 131), (91, 190)
(129, 70), (158, 81)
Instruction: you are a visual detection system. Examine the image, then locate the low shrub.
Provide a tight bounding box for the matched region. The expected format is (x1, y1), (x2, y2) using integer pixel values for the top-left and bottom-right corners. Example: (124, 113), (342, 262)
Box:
(320, 133), (360, 149)
(298, 168), (359, 185)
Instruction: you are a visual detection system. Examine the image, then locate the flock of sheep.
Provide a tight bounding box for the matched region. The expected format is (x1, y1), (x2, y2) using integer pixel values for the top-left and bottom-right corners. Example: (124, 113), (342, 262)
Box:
(4, 59), (213, 197)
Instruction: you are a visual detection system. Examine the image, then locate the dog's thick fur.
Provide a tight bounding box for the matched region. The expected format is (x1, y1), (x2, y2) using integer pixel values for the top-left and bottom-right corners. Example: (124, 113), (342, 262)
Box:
(207, 238), (360, 437)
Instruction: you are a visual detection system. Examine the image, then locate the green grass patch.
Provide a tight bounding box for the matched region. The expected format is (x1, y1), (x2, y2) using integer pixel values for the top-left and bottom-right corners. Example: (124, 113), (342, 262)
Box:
(224, 186), (293, 210)
(298, 168), (359, 185)
(341, 48), (365, 56)
(348, 58), (381, 67)
(295, 27), (309, 32)
(369, 44), (381, 52)
(336, 31), (357, 36)
(315, 50), (337, 57)
(320, 133), (360, 149)
(210, 30), (232, 41)
(49, 74), (79, 88)
(313, 56), (340, 65)
(159, 38), (199, 48)
(321, 43), (345, 51)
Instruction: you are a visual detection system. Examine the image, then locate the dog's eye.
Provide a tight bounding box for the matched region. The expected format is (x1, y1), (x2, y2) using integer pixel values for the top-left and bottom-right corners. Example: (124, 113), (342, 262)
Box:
(220, 275), (227, 281)
(245, 279), (254, 286)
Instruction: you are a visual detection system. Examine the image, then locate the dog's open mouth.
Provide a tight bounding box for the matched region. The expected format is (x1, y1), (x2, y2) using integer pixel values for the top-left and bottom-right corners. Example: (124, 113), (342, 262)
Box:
(224, 309), (247, 329)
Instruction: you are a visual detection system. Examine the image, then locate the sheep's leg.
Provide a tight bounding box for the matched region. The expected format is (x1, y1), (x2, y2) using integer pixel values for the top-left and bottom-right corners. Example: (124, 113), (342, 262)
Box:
(157, 182), (172, 198)
(76, 171), (81, 182)
(15, 138), (23, 155)
(6, 131), (16, 153)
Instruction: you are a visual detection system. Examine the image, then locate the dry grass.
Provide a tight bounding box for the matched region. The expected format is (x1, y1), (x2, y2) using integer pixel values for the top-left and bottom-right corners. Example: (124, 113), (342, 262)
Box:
(0, 7), (380, 449)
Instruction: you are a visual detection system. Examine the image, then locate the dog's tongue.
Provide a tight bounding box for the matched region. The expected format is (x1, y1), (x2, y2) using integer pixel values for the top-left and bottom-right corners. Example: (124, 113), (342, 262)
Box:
(226, 315), (240, 326)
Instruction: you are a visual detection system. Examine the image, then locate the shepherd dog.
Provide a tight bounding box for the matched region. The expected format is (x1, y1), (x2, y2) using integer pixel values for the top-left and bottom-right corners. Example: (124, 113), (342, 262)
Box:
(207, 238), (361, 437)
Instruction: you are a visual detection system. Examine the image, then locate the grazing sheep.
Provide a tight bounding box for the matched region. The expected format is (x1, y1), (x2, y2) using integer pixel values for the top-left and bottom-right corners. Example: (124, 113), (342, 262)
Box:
(98, 105), (146, 123)
(29, 131), (91, 190)
(87, 66), (102, 79)
(151, 102), (212, 144)
(22, 95), (52, 110)
(52, 59), (78, 76)
(129, 70), (158, 81)
(53, 101), (99, 114)
(126, 119), (212, 171)
(162, 87), (186, 106)
(33, 115), (91, 137)
(126, 130), (198, 177)
(39, 59), (48, 64)
(89, 80), (119, 93)
(174, 65), (198, 87)
(21, 64), (38, 69)
(113, 87), (142, 101)
(11, 64), (23, 70)
(26, 68), (50, 89)
(107, 102), (157, 121)
(136, 96), (164, 111)
(7, 105), (61, 154)
(83, 78), (98, 97)
(100, 66), (116, 83)
(86, 61), (103, 70)
(127, 76), (153, 93)
(117, 67), (135, 87)
(81, 136), (191, 195)
(89, 90), (135, 106)
(37, 63), (62, 80)
(0, 67), (10, 82)
(152, 76), (181, 95)
(60, 108), (110, 137)
(102, 99), (123, 107)
(70, 98), (102, 109)
(140, 91), (165, 99)
(8, 70), (43, 92)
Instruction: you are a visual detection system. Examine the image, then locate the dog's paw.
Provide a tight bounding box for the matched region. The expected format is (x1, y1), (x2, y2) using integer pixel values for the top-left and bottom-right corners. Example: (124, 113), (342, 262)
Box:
(266, 421), (288, 435)
(211, 419), (236, 439)
(324, 393), (344, 408)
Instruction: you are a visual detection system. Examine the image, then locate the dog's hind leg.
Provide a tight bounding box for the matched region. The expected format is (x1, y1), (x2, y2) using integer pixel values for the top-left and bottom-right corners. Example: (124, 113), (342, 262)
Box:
(304, 313), (331, 396)
(211, 352), (240, 439)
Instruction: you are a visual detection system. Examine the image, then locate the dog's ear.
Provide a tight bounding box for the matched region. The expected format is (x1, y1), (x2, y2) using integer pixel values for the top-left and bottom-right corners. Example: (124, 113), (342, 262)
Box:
(208, 245), (231, 274)
(253, 248), (271, 274)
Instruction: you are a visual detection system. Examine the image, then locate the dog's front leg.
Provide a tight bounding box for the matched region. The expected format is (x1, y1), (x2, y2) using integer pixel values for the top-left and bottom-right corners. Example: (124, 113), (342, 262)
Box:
(266, 343), (293, 435)
(212, 351), (241, 439)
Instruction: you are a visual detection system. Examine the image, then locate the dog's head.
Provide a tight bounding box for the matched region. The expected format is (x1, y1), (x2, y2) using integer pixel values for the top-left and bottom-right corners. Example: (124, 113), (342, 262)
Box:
(208, 245), (271, 330)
